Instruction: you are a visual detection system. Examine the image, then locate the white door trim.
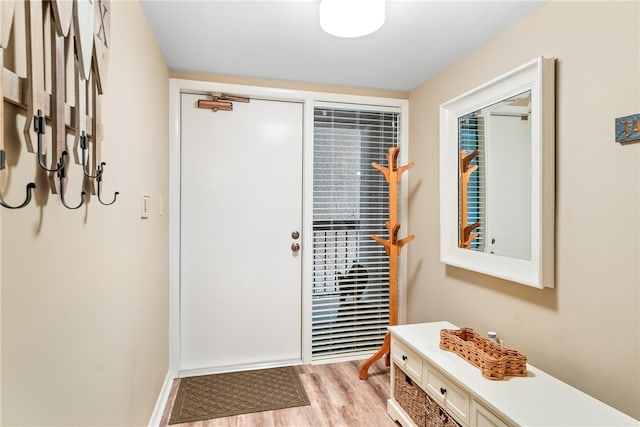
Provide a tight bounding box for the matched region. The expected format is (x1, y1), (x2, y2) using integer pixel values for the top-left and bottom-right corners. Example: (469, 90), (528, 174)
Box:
(169, 78), (410, 378)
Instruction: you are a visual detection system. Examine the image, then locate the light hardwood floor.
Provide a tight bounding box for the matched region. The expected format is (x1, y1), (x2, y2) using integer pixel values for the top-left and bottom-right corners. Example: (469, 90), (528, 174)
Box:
(159, 360), (399, 427)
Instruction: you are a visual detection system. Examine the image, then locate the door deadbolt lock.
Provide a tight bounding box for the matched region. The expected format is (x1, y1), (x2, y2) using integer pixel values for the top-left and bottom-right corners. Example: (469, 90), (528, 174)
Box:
(291, 231), (300, 239)
(291, 242), (300, 252)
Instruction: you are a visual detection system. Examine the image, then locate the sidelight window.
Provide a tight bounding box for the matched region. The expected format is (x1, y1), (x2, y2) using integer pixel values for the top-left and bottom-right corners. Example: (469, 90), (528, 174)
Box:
(312, 105), (400, 359)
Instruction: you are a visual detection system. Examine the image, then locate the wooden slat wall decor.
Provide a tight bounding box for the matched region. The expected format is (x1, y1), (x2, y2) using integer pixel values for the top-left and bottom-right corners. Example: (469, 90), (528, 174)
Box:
(0, 0), (15, 194)
(2, 68), (91, 134)
(50, 5), (67, 193)
(73, 0), (94, 81)
(93, 0), (109, 94)
(72, 0), (92, 167)
(24, 0), (46, 155)
(51, 0), (73, 37)
(0, 0), (117, 209)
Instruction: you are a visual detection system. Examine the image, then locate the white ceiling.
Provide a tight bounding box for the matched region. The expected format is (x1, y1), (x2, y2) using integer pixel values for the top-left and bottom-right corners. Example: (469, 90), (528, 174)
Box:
(140, 0), (546, 92)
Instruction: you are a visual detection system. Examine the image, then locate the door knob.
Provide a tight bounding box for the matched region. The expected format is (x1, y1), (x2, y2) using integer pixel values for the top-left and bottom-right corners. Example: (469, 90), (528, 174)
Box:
(291, 242), (300, 252)
(291, 231), (300, 239)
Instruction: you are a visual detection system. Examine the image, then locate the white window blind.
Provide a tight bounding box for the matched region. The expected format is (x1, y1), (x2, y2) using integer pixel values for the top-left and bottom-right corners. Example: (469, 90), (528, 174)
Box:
(312, 106), (399, 359)
(458, 114), (486, 251)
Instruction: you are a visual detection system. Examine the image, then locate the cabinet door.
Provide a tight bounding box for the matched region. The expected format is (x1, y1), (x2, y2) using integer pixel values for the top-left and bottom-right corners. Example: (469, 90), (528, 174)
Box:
(472, 401), (510, 427)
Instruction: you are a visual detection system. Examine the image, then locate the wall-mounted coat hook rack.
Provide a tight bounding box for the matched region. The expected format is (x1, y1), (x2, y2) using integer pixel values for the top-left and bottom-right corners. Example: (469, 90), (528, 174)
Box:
(0, 149), (36, 209)
(56, 152), (86, 210)
(34, 110), (66, 173)
(95, 162), (118, 206)
(1, 0), (117, 211)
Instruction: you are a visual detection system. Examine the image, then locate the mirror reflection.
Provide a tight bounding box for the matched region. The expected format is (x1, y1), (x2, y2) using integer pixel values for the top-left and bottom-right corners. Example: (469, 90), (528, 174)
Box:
(458, 90), (532, 260)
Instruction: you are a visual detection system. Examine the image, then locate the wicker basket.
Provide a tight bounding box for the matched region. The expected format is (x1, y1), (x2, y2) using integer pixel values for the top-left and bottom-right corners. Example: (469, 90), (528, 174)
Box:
(394, 364), (462, 427)
(393, 363), (427, 427)
(424, 392), (460, 427)
(439, 327), (527, 380)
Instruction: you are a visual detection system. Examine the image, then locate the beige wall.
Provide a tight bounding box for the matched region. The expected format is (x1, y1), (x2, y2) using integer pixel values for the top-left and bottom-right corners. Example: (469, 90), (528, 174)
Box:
(408, 0), (639, 419)
(1, 1), (169, 425)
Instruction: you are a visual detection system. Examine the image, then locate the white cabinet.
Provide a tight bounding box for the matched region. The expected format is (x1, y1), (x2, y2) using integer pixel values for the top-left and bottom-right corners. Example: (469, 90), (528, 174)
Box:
(387, 322), (640, 427)
(390, 334), (485, 427)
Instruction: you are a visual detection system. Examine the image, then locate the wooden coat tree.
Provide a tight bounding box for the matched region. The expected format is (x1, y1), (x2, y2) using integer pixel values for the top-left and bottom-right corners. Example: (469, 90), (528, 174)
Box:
(459, 149), (480, 248)
(359, 146), (414, 380)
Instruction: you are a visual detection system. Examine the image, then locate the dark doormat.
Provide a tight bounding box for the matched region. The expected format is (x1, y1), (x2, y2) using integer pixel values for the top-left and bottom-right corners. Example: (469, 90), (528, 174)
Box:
(169, 365), (310, 424)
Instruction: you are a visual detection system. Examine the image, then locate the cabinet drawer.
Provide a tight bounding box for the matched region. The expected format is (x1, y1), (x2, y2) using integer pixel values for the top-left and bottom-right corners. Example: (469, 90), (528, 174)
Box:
(391, 339), (422, 382)
(425, 365), (470, 425)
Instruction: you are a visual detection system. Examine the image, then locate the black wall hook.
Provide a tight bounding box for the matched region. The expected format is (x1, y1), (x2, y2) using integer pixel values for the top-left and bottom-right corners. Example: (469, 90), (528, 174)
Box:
(0, 180), (36, 209)
(57, 152), (86, 210)
(96, 162), (118, 206)
(0, 149), (36, 209)
(80, 132), (101, 179)
(34, 110), (67, 173)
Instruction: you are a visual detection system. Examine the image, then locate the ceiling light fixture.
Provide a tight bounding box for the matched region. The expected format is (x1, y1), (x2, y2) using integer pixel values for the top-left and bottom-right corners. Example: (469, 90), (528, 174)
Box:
(319, 0), (386, 38)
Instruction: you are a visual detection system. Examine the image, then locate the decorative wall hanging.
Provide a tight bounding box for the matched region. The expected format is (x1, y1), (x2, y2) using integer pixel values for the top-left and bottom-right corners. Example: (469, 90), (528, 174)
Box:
(615, 113), (640, 143)
(0, 0), (36, 209)
(359, 146), (414, 380)
(50, 0), (72, 194)
(0, 0), (118, 209)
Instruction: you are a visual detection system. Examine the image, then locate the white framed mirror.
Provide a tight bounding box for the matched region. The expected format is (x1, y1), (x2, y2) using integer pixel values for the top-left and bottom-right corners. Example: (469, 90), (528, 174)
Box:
(439, 57), (555, 289)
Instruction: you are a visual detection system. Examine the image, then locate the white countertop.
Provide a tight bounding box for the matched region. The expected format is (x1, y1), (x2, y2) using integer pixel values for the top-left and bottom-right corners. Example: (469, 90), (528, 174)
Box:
(389, 321), (639, 427)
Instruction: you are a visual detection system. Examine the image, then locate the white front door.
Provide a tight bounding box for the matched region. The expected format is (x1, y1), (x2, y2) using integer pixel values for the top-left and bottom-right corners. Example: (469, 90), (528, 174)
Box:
(179, 93), (303, 374)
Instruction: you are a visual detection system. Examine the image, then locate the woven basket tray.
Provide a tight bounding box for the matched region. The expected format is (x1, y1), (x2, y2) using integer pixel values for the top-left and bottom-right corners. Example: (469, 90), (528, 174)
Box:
(439, 328), (527, 380)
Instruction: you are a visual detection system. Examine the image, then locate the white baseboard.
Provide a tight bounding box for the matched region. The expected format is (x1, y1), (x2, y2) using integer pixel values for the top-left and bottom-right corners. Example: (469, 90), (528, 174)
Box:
(147, 371), (174, 427)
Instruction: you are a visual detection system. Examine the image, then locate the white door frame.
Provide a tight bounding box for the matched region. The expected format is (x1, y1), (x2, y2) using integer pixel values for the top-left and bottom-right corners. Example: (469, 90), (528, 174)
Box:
(169, 78), (410, 378)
